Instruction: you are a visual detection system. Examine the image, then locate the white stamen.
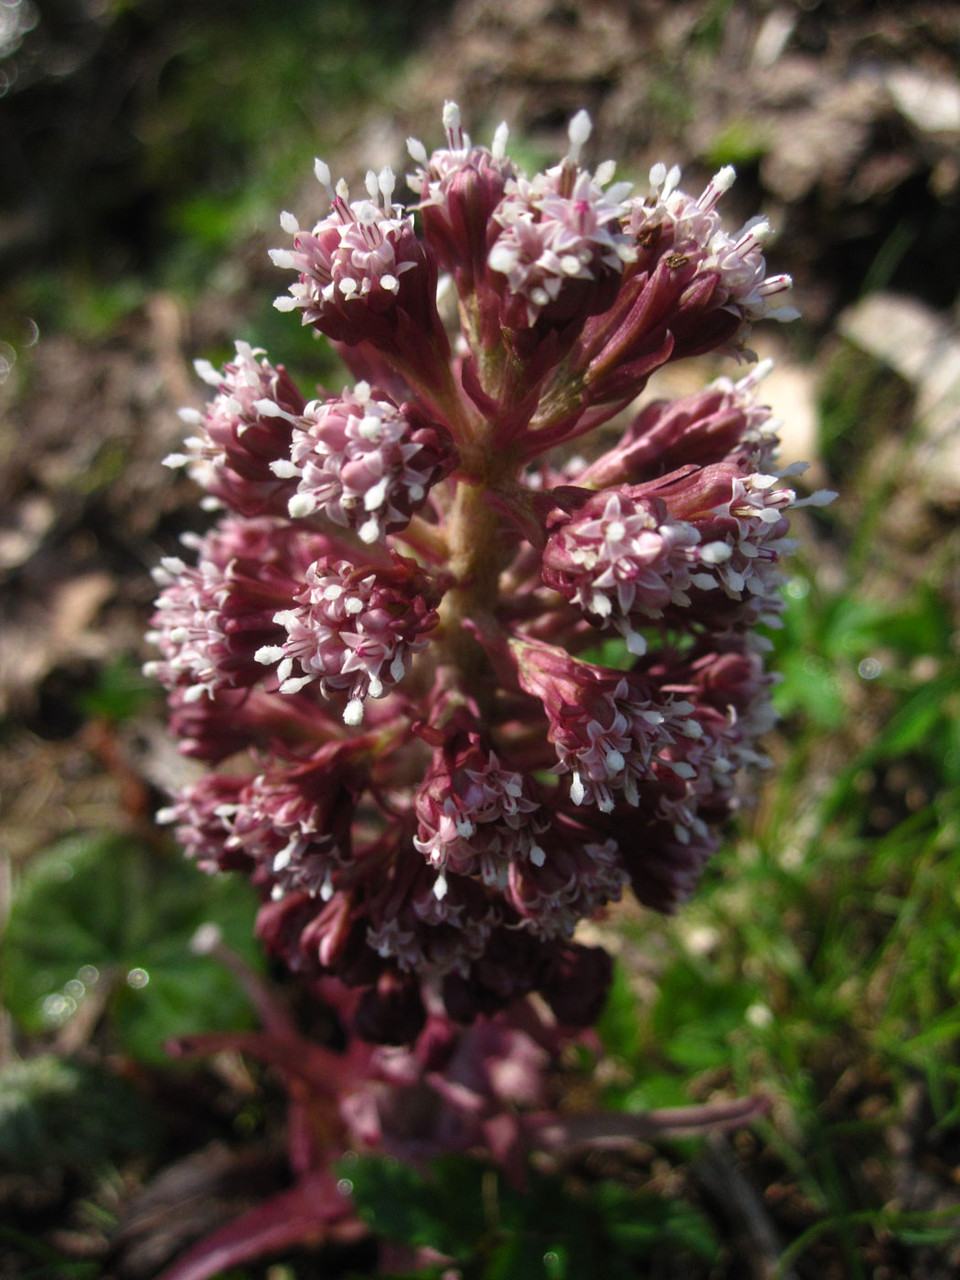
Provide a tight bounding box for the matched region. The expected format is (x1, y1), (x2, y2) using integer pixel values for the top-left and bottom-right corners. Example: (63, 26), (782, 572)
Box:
(194, 359), (221, 387)
(254, 398), (296, 421)
(314, 158), (334, 197)
(288, 493), (318, 519)
(343, 698), (364, 726)
(364, 476), (389, 511)
(488, 243), (517, 274)
(407, 136), (429, 166)
(442, 100), (462, 148)
(268, 248), (299, 270)
(378, 166), (396, 206)
(567, 109), (592, 163)
(699, 541), (732, 564)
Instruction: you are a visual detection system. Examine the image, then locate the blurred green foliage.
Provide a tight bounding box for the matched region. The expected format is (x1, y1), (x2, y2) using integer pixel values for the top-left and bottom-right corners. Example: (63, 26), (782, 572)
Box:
(817, 342), (913, 489)
(345, 1154), (718, 1278)
(0, 1054), (158, 1174)
(3, 0), (445, 329)
(77, 656), (161, 723)
(2, 831), (262, 1063)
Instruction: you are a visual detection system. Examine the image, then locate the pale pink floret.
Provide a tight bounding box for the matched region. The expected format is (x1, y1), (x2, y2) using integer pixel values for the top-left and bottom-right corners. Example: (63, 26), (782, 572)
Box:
(366, 875), (496, 978)
(413, 720), (627, 939)
(414, 730), (545, 891)
(542, 490), (705, 654)
(144, 519), (307, 702)
(505, 824), (627, 939)
(656, 462), (806, 630)
(707, 471), (798, 614)
(255, 556), (440, 725)
(627, 161), (799, 325)
(510, 640), (700, 814)
(406, 101), (516, 276)
(568, 691), (696, 814)
(273, 382), (454, 543)
(163, 341), (305, 511)
(223, 765), (356, 901)
(487, 111), (635, 326)
(145, 551), (236, 703)
(642, 639), (778, 846)
(155, 774), (249, 873)
(271, 164), (420, 323)
(489, 170), (634, 325)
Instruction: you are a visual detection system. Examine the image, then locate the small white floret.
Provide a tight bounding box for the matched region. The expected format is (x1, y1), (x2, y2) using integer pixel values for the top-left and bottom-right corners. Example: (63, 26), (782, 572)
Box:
(288, 493), (318, 519)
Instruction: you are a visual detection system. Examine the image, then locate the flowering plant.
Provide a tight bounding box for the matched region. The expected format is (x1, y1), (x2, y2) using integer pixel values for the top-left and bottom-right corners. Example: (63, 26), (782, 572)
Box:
(150, 102), (823, 1047)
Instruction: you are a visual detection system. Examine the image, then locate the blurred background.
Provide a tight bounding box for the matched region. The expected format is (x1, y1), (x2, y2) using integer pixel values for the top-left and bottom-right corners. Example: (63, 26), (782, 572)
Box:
(1, 1), (959, 1277)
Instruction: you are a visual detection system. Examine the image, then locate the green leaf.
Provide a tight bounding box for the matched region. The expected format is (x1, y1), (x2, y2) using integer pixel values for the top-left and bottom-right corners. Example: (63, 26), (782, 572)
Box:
(345, 1155), (718, 1277)
(651, 961), (755, 1072)
(345, 1156), (487, 1261)
(0, 1055), (159, 1175)
(773, 651), (845, 728)
(1, 832), (262, 1061)
(596, 962), (641, 1063)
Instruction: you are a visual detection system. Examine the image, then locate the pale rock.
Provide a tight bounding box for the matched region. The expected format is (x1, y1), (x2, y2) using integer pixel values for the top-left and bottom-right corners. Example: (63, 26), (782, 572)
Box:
(839, 293), (960, 504)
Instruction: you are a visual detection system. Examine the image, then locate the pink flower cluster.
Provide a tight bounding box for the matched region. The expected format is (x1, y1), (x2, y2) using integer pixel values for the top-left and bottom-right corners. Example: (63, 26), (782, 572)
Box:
(152, 103), (826, 1045)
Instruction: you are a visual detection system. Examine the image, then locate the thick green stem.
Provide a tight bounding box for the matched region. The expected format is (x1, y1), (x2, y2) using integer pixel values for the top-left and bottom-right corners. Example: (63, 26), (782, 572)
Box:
(437, 475), (513, 701)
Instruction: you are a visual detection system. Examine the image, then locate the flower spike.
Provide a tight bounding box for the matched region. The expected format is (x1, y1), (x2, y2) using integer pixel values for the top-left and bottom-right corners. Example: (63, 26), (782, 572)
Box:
(150, 101), (822, 1045)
